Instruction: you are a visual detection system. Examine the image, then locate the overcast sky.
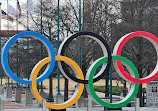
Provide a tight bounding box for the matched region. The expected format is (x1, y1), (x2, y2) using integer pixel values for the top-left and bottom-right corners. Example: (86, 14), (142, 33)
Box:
(0, 0), (76, 30)
(0, 0), (26, 30)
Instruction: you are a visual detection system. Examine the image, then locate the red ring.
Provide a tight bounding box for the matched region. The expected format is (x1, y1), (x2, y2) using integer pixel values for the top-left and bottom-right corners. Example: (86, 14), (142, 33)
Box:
(116, 31), (158, 83)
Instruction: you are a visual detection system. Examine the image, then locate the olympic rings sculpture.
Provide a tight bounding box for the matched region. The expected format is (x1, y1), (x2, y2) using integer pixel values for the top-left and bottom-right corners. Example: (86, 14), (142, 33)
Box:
(1, 31), (158, 109)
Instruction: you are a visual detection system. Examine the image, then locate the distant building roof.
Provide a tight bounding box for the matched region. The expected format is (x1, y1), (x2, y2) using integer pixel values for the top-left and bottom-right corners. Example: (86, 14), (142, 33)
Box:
(1, 30), (26, 37)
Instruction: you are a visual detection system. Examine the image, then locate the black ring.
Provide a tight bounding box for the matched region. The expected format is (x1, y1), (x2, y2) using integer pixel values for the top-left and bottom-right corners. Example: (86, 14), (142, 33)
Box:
(58, 32), (112, 84)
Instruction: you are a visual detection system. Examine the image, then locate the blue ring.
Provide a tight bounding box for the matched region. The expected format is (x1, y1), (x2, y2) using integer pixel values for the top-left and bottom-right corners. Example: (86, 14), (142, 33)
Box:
(2, 31), (56, 85)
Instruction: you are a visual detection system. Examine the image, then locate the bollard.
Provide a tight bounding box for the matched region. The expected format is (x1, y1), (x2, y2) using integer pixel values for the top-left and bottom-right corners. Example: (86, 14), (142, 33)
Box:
(75, 100), (79, 108)
(42, 99), (47, 111)
(39, 92), (47, 107)
(135, 98), (140, 111)
(6, 86), (12, 98)
(77, 98), (88, 108)
(15, 88), (21, 103)
(87, 98), (92, 111)
(0, 86), (4, 95)
(51, 95), (66, 111)
(75, 98), (88, 108)
(54, 95), (64, 104)
(0, 98), (4, 111)
(25, 90), (32, 105)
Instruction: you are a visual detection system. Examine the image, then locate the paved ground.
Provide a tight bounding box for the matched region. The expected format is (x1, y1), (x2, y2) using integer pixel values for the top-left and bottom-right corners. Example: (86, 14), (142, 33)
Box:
(4, 107), (158, 111)
(66, 107), (158, 111)
(1, 89), (158, 111)
(4, 101), (29, 109)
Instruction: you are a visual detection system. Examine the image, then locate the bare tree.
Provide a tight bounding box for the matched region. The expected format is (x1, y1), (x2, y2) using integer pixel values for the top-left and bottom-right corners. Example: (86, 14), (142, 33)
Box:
(111, 0), (157, 106)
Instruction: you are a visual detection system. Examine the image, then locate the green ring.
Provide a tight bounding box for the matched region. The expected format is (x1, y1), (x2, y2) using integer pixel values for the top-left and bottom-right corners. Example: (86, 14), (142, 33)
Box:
(88, 56), (140, 108)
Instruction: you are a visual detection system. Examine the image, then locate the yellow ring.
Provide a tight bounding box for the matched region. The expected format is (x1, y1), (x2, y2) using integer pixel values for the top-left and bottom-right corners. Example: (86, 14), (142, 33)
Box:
(31, 56), (84, 109)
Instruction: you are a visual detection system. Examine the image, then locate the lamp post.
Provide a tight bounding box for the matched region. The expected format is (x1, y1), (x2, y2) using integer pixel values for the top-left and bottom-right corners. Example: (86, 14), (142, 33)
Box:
(16, 40), (19, 88)
(26, 0), (30, 90)
(40, 44), (43, 93)
(40, 0), (43, 93)
(79, 0), (85, 99)
(57, 0), (61, 96)
(79, 0), (82, 69)
(7, 0), (10, 87)
(16, 0), (19, 89)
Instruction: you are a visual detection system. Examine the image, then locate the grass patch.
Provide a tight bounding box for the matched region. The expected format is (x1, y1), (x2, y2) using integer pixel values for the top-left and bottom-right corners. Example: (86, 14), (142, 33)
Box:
(94, 86), (146, 95)
(94, 86), (126, 95)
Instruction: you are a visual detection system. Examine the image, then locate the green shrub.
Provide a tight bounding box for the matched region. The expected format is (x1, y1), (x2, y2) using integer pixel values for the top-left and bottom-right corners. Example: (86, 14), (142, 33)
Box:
(94, 86), (127, 95)
(142, 87), (146, 93)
